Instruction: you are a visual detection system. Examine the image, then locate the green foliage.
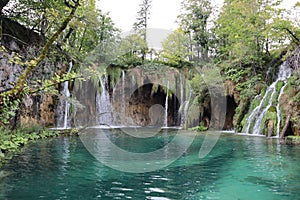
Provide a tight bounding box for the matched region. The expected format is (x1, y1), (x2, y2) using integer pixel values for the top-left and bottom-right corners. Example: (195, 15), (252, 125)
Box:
(106, 66), (122, 88)
(132, 0), (152, 61)
(162, 29), (190, 65)
(276, 81), (284, 92)
(190, 125), (208, 132)
(214, 0), (288, 62)
(0, 126), (79, 166)
(133, 0), (152, 39)
(263, 106), (277, 136)
(0, 127), (58, 153)
(151, 84), (159, 97)
(112, 34), (147, 67)
(234, 100), (251, 131)
(0, 95), (20, 125)
(178, 0), (212, 61)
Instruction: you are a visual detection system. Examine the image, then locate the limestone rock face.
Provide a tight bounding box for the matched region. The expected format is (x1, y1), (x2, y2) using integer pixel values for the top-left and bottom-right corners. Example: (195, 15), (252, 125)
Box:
(20, 94), (55, 127)
(74, 66), (187, 127)
(1, 37), (68, 127)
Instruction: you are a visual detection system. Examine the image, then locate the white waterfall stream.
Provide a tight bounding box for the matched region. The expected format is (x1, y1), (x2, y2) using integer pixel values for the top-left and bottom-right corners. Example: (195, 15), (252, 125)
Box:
(180, 73), (184, 108)
(56, 61), (72, 129)
(276, 83), (288, 136)
(121, 70), (126, 118)
(182, 90), (192, 126)
(96, 77), (113, 126)
(245, 62), (292, 135)
(164, 81), (169, 127)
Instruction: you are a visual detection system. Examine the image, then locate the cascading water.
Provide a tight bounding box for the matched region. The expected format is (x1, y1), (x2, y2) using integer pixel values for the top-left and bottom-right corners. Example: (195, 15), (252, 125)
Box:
(181, 90), (192, 127)
(56, 61), (72, 129)
(178, 90), (192, 127)
(96, 77), (113, 126)
(164, 81), (169, 127)
(121, 70), (126, 118)
(180, 73), (184, 108)
(244, 62), (292, 135)
(276, 83), (287, 135)
(178, 73), (184, 124)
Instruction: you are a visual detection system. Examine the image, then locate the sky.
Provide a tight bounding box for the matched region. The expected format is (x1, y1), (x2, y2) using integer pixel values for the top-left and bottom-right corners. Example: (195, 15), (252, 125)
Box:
(97, 0), (299, 48)
(97, 0), (225, 32)
(97, 0), (299, 32)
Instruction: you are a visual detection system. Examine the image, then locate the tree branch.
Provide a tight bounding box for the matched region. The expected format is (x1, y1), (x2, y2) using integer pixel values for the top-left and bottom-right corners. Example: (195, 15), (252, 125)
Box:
(29, 75), (83, 95)
(2, 0), (80, 98)
(284, 28), (300, 45)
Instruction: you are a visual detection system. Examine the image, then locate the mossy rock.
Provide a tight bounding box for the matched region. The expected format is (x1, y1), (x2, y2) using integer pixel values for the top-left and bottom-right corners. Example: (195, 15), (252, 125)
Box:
(249, 97), (261, 112)
(275, 81), (284, 92)
(190, 125), (208, 132)
(268, 106), (276, 114)
(285, 136), (300, 145)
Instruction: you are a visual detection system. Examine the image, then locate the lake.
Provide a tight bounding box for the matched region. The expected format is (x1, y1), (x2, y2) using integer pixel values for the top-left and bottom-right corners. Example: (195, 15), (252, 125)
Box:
(1, 128), (300, 200)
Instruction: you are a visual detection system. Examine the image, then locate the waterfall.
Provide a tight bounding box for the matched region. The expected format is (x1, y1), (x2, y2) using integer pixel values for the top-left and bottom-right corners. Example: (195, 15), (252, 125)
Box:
(178, 90), (192, 127)
(56, 61), (72, 129)
(244, 94), (264, 134)
(180, 73), (184, 108)
(178, 73), (184, 124)
(245, 62), (292, 135)
(176, 72), (192, 127)
(96, 76), (113, 126)
(276, 84), (287, 136)
(252, 83), (277, 135)
(164, 81), (169, 127)
(275, 63), (292, 136)
(121, 70), (126, 118)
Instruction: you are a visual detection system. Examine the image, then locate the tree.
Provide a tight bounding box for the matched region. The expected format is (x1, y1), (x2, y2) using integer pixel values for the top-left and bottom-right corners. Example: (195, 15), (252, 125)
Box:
(178, 0), (212, 61)
(162, 29), (190, 65)
(113, 33), (147, 66)
(213, 0), (289, 64)
(133, 0), (152, 61)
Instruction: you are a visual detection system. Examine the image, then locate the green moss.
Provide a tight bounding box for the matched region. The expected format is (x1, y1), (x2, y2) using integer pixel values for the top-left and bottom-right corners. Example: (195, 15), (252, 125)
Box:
(276, 81), (284, 92)
(190, 125), (208, 132)
(264, 107), (277, 136)
(260, 86), (267, 97)
(106, 66), (122, 88)
(286, 136), (300, 145)
(233, 99), (251, 132)
(151, 84), (159, 97)
(271, 81), (284, 105)
(263, 92), (272, 108)
(240, 113), (250, 132)
(249, 97), (261, 112)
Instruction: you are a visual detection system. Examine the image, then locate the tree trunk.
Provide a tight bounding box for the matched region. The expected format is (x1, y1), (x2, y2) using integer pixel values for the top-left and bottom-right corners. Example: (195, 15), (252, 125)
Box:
(280, 113), (292, 138)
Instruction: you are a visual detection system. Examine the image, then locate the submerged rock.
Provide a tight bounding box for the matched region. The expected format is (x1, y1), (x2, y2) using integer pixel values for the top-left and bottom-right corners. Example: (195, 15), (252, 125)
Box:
(0, 170), (11, 179)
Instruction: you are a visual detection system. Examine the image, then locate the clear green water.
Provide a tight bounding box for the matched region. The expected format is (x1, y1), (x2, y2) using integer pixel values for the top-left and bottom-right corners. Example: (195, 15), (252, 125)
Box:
(1, 129), (300, 200)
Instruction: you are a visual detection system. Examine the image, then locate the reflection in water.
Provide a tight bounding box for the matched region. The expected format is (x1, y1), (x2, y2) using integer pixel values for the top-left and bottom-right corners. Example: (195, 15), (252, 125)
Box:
(1, 131), (300, 200)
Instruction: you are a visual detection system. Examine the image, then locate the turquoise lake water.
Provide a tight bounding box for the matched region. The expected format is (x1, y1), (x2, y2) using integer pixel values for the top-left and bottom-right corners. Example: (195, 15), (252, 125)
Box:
(1, 129), (300, 200)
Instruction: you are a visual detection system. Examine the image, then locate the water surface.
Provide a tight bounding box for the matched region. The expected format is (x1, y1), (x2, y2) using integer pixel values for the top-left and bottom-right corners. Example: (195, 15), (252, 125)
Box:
(1, 129), (300, 200)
